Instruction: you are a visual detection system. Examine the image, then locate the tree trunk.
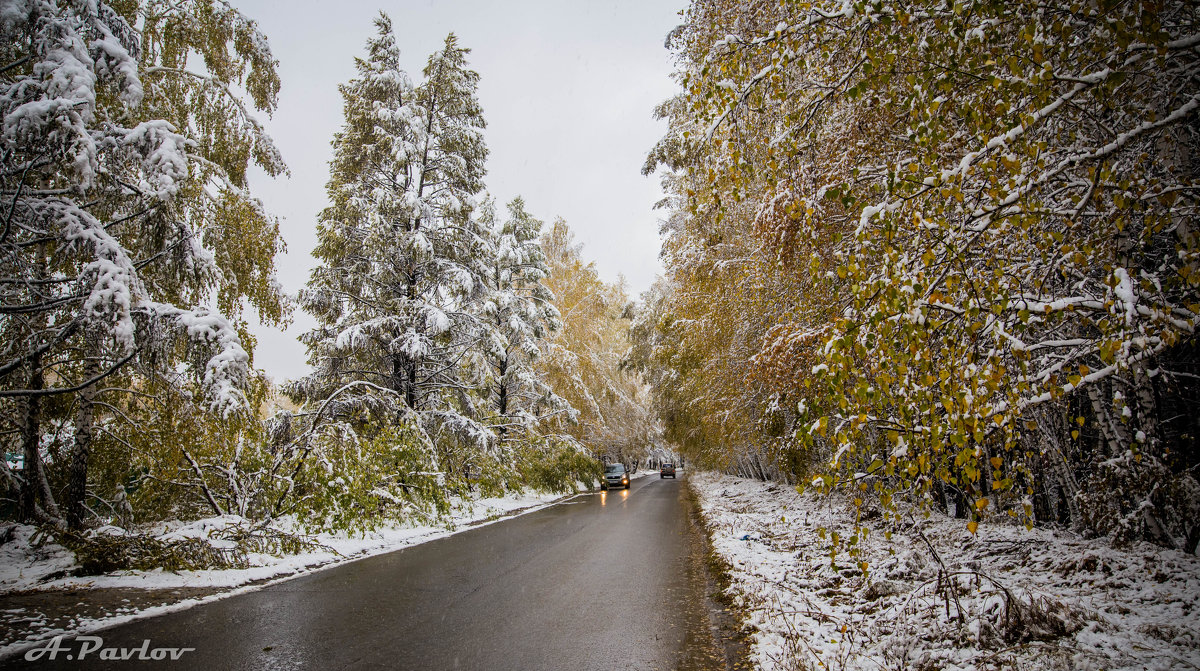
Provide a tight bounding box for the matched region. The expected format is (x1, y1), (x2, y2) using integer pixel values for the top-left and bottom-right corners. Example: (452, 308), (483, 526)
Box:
(1087, 383), (1127, 458)
(18, 358), (43, 522)
(37, 458), (61, 521)
(67, 352), (99, 530)
(496, 353), (508, 432)
(399, 264), (421, 411)
(933, 478), (951, 516)
(391, 351), (419, 411)
(946, 482), (968, 519)
(407, 357), (418, 410)
(1038, 412), (1081, 529)
(1133, 364), (1158, 446)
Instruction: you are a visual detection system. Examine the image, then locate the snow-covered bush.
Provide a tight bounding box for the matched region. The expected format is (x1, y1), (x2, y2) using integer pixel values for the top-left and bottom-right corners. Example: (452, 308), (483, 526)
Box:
(510, 437), (602, 495)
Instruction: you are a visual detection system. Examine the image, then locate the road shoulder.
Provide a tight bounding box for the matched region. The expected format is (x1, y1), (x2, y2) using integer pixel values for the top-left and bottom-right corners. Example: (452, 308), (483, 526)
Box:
(690, 471), (1200, 671)
(679, 475), (754, 671)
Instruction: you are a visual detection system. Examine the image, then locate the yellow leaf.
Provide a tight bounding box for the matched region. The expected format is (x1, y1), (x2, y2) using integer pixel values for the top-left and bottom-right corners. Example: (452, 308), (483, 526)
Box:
(967, 521), (978, 534)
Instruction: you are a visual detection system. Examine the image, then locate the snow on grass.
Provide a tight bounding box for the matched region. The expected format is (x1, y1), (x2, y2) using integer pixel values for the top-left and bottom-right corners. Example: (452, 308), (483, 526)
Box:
(0, 488), (579, 596)
(690, 471), (1200, 671)
(0, 526), (78, 590)
(0, 485), (603, 660)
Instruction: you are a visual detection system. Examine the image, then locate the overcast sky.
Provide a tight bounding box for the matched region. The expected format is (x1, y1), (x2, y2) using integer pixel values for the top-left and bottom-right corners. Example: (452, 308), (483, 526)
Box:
(234, 0), (684, 382)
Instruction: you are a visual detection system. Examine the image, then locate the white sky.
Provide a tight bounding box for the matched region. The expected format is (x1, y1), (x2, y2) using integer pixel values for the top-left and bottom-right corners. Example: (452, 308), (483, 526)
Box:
(235, 0), (684, 382)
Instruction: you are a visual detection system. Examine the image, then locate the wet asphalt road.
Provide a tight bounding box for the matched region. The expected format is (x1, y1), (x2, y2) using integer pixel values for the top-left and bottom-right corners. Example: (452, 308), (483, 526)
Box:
(6, 474), (709, 671)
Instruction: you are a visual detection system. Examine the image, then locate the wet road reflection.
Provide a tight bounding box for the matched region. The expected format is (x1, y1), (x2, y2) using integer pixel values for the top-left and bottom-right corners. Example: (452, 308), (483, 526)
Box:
(7, 475), (719, 671)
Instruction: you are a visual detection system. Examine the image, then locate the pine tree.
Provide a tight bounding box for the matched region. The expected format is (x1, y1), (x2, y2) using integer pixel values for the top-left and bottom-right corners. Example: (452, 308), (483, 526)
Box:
(482, 198), (570, 437)
(293, 17), (493, 454)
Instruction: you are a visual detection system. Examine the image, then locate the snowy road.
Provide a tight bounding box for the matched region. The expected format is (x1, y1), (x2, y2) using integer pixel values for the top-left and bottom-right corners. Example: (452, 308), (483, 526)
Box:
(6, 474), (724, 670)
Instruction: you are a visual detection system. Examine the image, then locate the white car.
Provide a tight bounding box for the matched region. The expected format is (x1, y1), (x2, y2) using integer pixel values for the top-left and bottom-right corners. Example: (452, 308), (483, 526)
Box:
(602, 463), (630, 490)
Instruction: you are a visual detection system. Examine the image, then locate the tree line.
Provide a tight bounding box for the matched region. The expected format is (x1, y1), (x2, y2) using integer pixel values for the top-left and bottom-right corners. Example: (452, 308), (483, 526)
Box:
(632, 0), (1199, 555)
(0, 1), (656, 549)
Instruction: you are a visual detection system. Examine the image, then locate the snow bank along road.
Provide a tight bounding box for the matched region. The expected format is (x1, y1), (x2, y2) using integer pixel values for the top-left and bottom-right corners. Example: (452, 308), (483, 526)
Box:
(2, 474), (721, 670)
(691, 472), (1200, 671)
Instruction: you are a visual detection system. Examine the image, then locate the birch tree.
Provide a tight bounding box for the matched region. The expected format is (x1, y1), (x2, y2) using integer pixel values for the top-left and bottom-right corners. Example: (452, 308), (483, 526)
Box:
(538, 220), (657, 465)
(0, 0), (285, 528)
(650, 0), (1199, 550)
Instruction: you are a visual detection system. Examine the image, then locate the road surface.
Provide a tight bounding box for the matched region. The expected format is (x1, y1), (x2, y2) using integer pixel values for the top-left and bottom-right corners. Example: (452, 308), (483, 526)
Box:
(5, 473), (725, 670)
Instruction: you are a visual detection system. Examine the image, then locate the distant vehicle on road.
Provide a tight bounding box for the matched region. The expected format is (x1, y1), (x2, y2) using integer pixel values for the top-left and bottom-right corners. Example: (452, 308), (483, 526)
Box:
(602, 463), (630, 490)
(660, 463), (676, 478)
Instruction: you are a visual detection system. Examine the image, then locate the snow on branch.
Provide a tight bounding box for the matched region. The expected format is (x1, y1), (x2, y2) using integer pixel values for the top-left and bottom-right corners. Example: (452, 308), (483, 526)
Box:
(120, 120), (192, 200)
(55, 201), (143, 348)
(138, 301), (250, 417)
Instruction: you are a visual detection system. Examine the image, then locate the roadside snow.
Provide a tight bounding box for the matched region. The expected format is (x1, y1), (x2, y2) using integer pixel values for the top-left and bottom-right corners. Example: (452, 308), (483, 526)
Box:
(0, 468), (655, 658)
(690, 472), (1200, 671)
(0, 526), (77, 590)
(0, 485), (606, 661)
(1, 489), (576, 595)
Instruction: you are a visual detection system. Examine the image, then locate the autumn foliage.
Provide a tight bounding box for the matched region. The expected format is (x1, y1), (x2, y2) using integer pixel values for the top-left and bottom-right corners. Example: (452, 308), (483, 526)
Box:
(639, 0), (1200, 552)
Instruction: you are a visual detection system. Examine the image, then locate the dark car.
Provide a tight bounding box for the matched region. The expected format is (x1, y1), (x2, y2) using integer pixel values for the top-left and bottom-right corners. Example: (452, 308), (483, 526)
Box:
(660, 463), (676, 478)
(602, 463), (630, 490)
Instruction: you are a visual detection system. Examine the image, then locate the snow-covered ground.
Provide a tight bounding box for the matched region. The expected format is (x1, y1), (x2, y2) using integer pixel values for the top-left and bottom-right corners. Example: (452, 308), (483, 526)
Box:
(689, 472), (1200, 671)
(1, 490), (563, 595)
(0, 476), (659, 660)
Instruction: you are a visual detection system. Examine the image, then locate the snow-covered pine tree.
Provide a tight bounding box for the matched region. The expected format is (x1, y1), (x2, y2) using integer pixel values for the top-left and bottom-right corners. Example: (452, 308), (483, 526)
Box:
(481, 198), (572, 437)
(293, 17), (493, 457)
(0, 0), (281, 526)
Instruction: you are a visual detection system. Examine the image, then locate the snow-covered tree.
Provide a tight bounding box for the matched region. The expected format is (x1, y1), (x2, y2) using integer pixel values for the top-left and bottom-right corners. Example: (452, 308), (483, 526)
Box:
(0, 0), (286, 527)
(481, 197), (571, 436)
(292, 17), (493, 459)
(132, 0), (289, 324)
(648, 0), (1200, 551)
